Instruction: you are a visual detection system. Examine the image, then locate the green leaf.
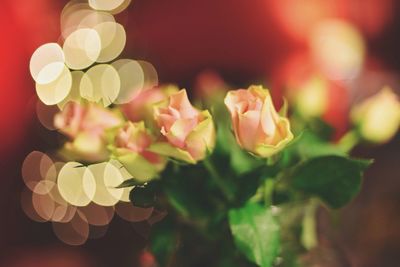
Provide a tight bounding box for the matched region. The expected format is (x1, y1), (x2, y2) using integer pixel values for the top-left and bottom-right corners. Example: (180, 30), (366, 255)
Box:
(289, 155), (372, 208)
(129, 184), (156, 208)
(115, 178), (145, 188)
(229, 202), (280, 267)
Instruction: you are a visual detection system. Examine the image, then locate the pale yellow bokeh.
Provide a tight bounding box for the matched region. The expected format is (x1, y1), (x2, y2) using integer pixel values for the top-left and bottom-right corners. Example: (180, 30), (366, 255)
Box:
(57, 162), (96, 207)
(138, 60), (159, 89)
(80, 64), (121, 107)
(112, 59), (145, 104)
(89, 0), (131, 14)
(58, 70), (84, 109)
(30, 43), (65, 84)
(351, 87), (400, 143)
(35, 64), (72, 105)
(88, 162), (124, 206)
(94, 22), (126, 63)
(63, 28), (101, 70)
(310, 19), (365, 80)
(296, 75), (328, 118)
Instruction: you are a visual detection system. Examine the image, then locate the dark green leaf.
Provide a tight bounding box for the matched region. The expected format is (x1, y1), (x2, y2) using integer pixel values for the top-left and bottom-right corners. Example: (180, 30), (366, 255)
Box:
(115, 178), (145, 188)
(289, 155), (372, 208)
(229, 202), (280, 267)
(129, 184), (156, 208)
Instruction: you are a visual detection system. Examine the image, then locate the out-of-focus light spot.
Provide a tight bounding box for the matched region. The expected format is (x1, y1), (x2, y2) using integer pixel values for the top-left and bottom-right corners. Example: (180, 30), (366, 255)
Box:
(79, 10), (115, 30)
(138, 61), (159, 89)
(36, 101), (60, 130)
(109, 160), (133, 202)
(35, 65), (72, 105)
(57, 162), (96, 207)
(79, 203), (114, 226)
(115, 202), (154, 222)
(88, 0), (132, 14)
(296, 75), (329, 117)
(32, 180), (56, 195)
(80, 64), (121, 107)
(310, 19), (366, 80)
(52, 211), (89, 245)
(22, 151), (54, 191)
(94, 22), (126, 63)
(58, 71), (84, 110)
(270, 0), (335, 43)
(63, 28), (101, 70)
(61, 2), (115, 39)
(52, 205), (77, 223)
(111, 59), (145, 104)
(21, 188), (47, 223)
(30, 43), (65, 84)
(88, 162), (124, 206)
(32, 188), (56, 221)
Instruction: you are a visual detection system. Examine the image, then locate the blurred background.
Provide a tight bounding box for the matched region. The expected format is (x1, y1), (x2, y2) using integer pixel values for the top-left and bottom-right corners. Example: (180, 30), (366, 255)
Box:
(0, 0), (399, 266)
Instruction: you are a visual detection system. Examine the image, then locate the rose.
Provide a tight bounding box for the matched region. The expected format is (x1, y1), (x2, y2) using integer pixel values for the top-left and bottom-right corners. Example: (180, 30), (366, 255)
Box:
(54, 102), (122, 162)
(149, 89), (216, 163)
(224, 85), (294, 157)
(351, 87), (400, 143)
(122, 85), (178, 127)
(111, 121), (166, 182)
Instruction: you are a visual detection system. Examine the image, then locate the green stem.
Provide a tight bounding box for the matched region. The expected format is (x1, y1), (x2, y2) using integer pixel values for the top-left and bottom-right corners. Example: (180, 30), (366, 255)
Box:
(263, 179), (275, 206)
(337, 130), (360, 153)
(301, 198), (319, 250)
(203, 158), (234, 202)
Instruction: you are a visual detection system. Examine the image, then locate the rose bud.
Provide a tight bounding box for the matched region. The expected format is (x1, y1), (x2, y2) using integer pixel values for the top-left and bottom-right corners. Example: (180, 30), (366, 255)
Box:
(150, 89), (216, 164)
(54, 102), (122, 162)
(224, 85), (294, 157)
(122, 85), (178, 127)
(351, 87), (400, 143)
(110, 121), (166, 182)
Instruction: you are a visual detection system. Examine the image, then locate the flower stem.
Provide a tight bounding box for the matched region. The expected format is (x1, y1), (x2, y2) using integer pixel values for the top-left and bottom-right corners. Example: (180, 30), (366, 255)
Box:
(301, 198), (319, 250)
(337, 130), (360, 153)
(203, 158), (234, 202)
(263, 179), (275, 206)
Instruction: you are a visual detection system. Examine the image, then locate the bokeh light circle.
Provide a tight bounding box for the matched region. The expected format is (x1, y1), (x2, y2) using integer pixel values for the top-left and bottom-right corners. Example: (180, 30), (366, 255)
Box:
(80, 64), (121, 107)
(94, 22), (126, 63)
(57, 162), (96, 207)
(63, 28), (101, 70)
(30, 43), (65, 84)
(35, 64), (72, 105)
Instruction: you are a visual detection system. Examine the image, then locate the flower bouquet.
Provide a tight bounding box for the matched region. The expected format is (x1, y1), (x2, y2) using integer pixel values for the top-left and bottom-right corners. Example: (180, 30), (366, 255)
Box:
(22, 1), (400, 266)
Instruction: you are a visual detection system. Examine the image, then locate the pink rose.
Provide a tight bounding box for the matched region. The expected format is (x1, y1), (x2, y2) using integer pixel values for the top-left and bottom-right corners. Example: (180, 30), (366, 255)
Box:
(224, 85), (293, 157)
(54, 102), (122, 162)
(150, 89), (216, 163)
(112, 122), (166, 181)
(122, 85), (178, 126)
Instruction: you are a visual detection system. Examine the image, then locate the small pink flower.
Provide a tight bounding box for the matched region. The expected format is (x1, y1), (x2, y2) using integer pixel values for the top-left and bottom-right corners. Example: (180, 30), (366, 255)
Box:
(54, 102), (122, 162)
(122, 85), (178, 125)
(113, 122), (166, 181)
(150, 89), (216, 163)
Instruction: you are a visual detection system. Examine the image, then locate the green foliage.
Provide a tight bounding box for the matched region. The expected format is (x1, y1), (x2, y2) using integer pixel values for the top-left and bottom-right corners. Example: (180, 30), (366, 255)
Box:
(288, 155), (372, 208)
(129, 183), (157, 208)
(229, 202), (280, 267)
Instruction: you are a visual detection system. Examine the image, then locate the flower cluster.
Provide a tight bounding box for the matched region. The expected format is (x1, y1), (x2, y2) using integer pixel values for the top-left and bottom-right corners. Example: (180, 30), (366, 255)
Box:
(22, 0), (398, 265)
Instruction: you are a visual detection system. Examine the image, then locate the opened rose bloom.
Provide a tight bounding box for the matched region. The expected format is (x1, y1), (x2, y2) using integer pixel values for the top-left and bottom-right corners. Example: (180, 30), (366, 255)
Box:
(111, 121), (166, 182)
(351, 87), (400, 143)
(149, 89), (216, 163)
(54, 102), (122, 162)
(224, 85), (294, 157)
